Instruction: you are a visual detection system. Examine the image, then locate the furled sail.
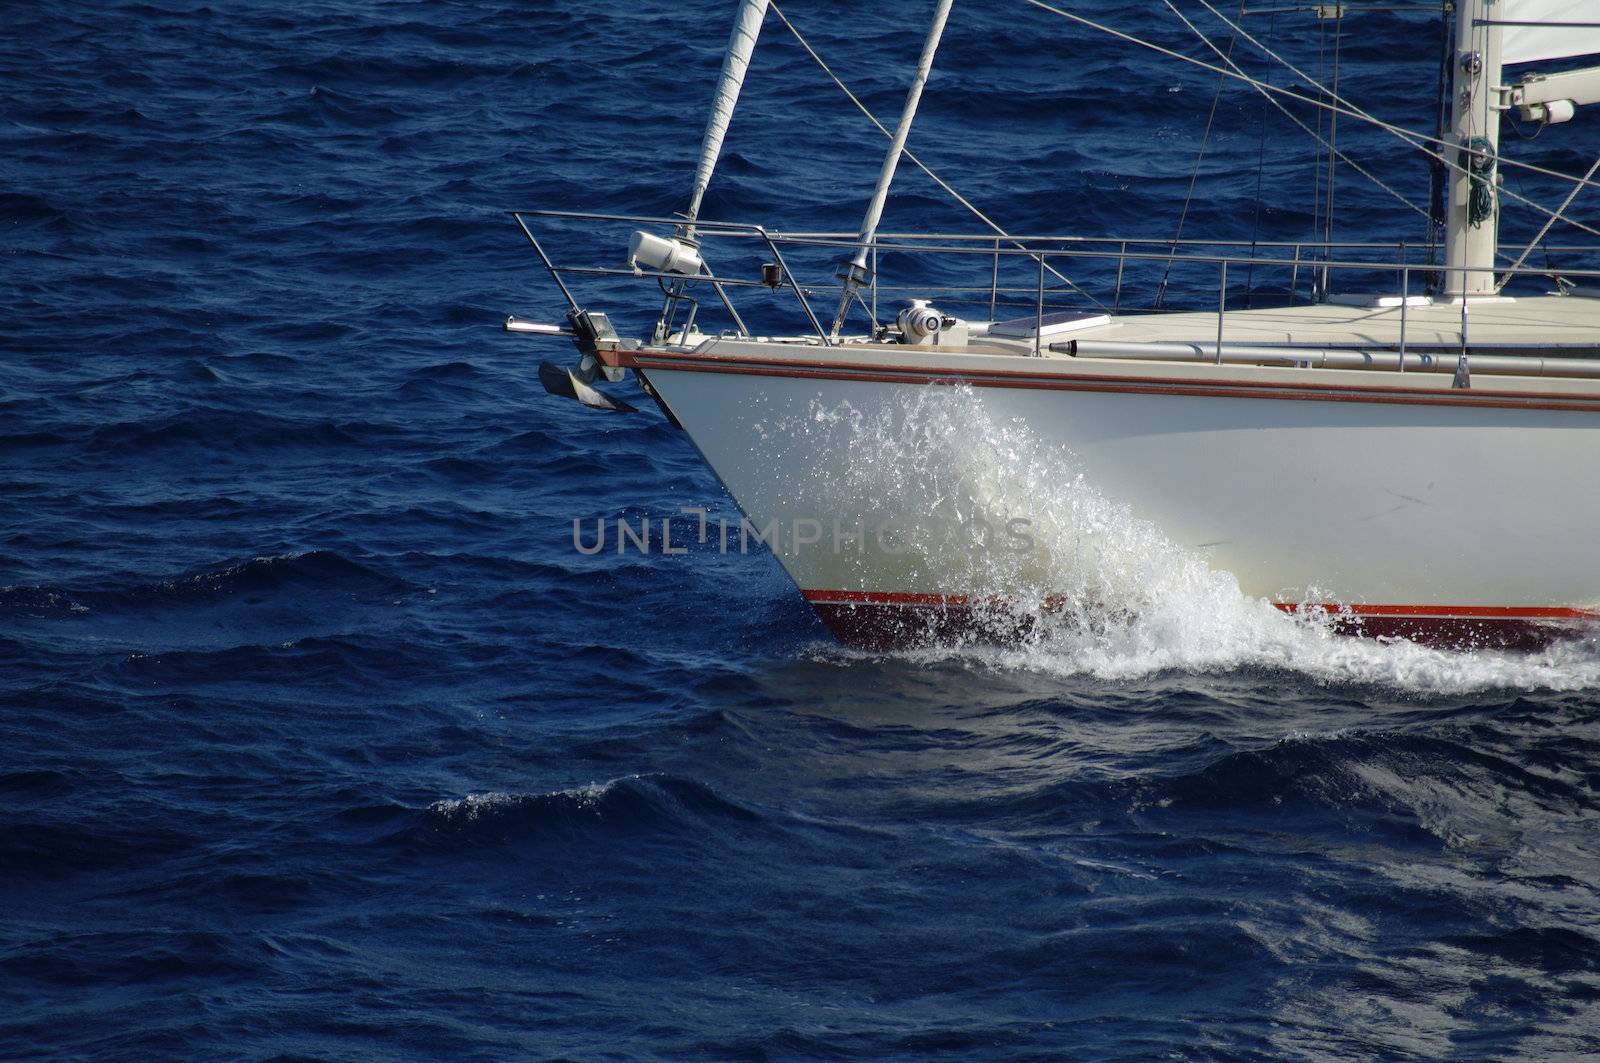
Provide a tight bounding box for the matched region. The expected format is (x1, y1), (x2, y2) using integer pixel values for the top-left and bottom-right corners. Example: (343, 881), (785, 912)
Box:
(684, 0), (769, 227)
(1501, 0), (1600, 65)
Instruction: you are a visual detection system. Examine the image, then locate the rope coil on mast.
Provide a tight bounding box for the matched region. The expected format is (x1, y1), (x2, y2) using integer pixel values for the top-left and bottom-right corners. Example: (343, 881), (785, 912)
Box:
(1460, 136), (1497, 228)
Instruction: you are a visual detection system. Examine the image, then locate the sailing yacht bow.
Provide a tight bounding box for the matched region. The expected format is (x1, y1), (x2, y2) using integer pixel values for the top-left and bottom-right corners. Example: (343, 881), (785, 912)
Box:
(509, 0), (1600, 648)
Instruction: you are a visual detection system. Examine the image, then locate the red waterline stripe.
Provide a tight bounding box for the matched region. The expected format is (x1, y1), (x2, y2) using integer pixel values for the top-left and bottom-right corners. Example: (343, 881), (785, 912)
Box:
(801, 589), (970, 607)
(1276, 602), (1597, 620)
(800, 588), (1597, 621)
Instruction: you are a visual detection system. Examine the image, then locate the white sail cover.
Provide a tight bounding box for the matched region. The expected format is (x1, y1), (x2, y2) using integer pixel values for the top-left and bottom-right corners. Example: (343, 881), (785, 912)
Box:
(1502, 0), (1600, 65)
(685, 0), (769, 223)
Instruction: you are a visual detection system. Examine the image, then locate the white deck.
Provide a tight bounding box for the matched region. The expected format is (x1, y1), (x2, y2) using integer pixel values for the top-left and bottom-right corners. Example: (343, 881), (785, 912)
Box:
(969, 294), (1600, 355)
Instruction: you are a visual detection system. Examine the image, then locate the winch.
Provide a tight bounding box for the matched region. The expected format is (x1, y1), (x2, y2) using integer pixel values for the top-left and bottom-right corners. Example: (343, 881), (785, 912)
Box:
(895, 300), (967, 346)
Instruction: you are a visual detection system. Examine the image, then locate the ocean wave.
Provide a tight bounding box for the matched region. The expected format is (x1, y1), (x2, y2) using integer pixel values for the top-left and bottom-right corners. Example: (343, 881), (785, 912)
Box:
(0, 550), (406, 619)
(4, 1), (1598, 1057)
(82, 409), (402, 456)
(121, 550), (404, 603)
(0, 929), (264, 988)
(883, 722), (1600, 862)
(409, 774), (763, 847)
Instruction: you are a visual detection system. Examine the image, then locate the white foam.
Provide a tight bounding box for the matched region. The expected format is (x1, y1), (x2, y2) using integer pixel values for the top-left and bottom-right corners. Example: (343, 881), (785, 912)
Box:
(792, 385), (1600, 694)
(428, 782), (611, 821)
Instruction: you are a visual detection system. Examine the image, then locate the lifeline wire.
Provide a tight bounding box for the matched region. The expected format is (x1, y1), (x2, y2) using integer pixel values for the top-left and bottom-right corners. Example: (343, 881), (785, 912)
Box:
(1164, 0), (1433, 303)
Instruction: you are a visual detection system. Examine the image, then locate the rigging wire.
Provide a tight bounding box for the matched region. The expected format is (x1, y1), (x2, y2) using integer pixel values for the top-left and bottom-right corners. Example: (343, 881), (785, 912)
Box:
(1322, 8), (1343, 292)
(1158, 0), (1433, 309)
(1156, 1), (1246, 310)
(767, 0), (1105, 310)
(1245, 2), (1279, 304)
(1426, 0), (1449, 285)
(1313, 13), (1326, 284)
(1498, 155), (1600, 290)
(1504, 110), (1546, 142)
(1018, 0), (1600, 238)
(1160, 3), (1428, 221)
(1313, 14), (1328, 294)
(1188, 0), (1600, 234)
(1245, 4), (1443, 11)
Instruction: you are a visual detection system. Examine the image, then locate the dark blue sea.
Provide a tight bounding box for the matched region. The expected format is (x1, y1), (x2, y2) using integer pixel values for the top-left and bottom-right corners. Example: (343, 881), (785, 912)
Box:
(6, 2), (1600, 1059)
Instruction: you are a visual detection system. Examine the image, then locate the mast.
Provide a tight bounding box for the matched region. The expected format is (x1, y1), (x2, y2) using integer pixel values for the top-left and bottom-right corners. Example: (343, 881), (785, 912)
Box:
(1443, 0), (1503, 299)
(683, 0), (770, 236)
(829, 0), (956, 340)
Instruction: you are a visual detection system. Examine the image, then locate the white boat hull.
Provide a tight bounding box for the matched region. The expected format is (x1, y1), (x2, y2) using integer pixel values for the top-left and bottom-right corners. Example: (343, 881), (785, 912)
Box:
(618, 338), (1600, 647)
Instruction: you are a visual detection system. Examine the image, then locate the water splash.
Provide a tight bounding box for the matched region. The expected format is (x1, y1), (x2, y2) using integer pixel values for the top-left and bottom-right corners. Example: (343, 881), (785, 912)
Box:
(788, 385), (1600, 694)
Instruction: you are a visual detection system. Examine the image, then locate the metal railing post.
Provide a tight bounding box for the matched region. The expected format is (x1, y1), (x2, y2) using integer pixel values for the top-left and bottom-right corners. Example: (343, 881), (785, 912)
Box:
(756, 228), (830, 346)
(1036, 253), (1046, 356)
(1216, 259), (1227, 365)
(871, 242), (878, 325)
(1114, 240), (1127, 313)
(1399, 263), (1408, 372)
(989, 237), (1000, 321)
(1290, 242), (1301, 305)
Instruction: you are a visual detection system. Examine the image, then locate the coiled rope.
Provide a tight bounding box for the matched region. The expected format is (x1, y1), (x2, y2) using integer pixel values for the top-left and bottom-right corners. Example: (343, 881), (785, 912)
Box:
(1460, 136), (1496, 228)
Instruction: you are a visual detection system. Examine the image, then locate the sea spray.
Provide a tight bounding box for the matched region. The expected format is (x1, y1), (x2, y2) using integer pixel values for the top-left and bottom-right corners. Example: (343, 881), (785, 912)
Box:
(787, 385), (1600, 693)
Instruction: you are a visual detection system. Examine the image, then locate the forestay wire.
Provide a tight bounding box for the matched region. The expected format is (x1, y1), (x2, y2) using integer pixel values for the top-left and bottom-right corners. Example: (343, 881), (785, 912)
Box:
(767, 0), (1105, 311)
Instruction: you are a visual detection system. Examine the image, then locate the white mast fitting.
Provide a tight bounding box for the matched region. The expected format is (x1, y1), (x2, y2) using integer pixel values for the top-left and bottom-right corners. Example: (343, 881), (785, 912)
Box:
(1444, 0), (1504, 300)
(829, 0), (956, 340)
(1500, 0), (1600, 127)
(1508, 65), (1600, 126)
